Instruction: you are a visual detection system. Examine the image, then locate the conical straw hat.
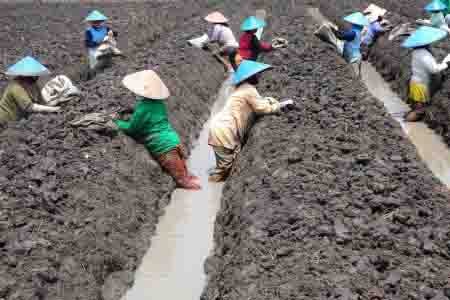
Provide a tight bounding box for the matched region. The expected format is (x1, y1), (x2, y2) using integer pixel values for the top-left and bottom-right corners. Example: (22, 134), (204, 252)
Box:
(85, 10), (108, 22)
(343, 12), (370, 27)
(204, 11), (229, 23)
(402, 26), (447, 48)
(122, 70), (170, 100)
(5, 56), (51, 77)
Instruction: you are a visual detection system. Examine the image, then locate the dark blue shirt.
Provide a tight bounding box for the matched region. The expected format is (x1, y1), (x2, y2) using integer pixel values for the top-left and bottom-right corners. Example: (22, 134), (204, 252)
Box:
(85, 26), (111, 48)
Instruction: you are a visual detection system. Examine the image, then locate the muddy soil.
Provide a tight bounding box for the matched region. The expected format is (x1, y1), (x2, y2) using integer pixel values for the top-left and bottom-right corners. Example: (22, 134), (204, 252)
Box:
(316, 0), (450, 146)
(3, 1), (450, 300)
(203, 1), (450, 299)
(0, 2), (226, 300)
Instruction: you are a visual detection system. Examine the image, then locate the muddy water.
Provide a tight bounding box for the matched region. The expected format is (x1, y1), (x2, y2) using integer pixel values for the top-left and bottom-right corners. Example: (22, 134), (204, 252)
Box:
(122, 76), (233, 300)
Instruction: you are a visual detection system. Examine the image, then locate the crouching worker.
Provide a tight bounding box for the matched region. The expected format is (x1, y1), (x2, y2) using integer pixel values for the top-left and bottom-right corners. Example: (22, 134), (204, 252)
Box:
(362, 5), (390, 48)
(0, 56), (60, 128)
(238, 16), (274, 62)
(315, 12), (369, 64)
(114, 70), (201, 190)
(203, 12), (239, 72)
(84, 10), (117, 70)
(402, 26), (450, 122)
(208, 60), (293, 182)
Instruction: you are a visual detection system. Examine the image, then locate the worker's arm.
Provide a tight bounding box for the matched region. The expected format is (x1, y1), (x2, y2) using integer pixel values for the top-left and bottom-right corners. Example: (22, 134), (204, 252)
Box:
(106, 27), (118, 37)
(424, 52), (448, 74)
(29, 104), (60, 113)
(251, 35), (273, 53)
(12, 84), (59, 113)
(247, 91), (281, 114)
(340, 30), (356, 41)
(114, 105), (145, 137)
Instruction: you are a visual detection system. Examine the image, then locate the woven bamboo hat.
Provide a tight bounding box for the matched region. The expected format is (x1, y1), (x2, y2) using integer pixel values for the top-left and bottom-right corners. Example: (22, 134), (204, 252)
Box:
(204, 11), (229, 23)
(122, 70), (170, 100)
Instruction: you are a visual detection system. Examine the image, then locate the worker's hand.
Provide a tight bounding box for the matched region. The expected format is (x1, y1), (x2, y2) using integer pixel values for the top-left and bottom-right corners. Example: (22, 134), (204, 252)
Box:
(50, 106), (61, 112)
(443, 54), (450, 65)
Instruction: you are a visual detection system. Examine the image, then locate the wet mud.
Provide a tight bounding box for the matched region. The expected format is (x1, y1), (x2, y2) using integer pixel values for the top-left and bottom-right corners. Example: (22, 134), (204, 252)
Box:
(2, 1), (450, 300)
(202, 1), (450, 299)
(0, 2), (225, 300)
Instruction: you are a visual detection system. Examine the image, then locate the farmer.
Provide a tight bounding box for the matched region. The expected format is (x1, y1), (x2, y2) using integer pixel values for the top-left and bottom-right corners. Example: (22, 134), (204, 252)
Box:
(361, 7), (391, 60)
(238, 16), (274, 62)
(84, 10), (116, 69)
(0, 56), (60, 127)
(362, 11), (389, 47)
(402, 26), (450, 122)
(315, 12), (369, 64)
(424, 0), (449, 30)
(203, 11), (239, 72)
(114, 70), (201, 190)
(208, 60), (293, 182)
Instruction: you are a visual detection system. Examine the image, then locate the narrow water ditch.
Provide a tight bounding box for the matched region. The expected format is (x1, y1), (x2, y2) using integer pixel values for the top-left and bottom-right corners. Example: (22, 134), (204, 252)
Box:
(308, 7), (450, 188)
(121, 76), (233, 300)
(360, 62), (450, 187)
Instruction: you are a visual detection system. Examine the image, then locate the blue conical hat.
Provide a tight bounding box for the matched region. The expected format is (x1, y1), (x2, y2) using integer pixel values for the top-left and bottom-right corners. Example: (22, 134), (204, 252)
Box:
(233, 60), (272, 85)
(402, 26), (447, 48)
(240, 16), (267, 31)
(85, 10), (108, 22)
(5, 56), (51, 77)
(343, 12), (369, 27)
(425, 0), (447, 12)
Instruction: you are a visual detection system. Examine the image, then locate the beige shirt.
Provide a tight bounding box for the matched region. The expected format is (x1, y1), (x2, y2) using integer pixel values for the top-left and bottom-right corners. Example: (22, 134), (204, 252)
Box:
(208, 83), (280, 149)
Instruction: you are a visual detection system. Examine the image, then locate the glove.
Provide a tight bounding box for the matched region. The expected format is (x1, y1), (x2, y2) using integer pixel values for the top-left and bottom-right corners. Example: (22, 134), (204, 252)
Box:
(272, 38), (289, 49)
(30, 104), (61, 113)
(279, 99), (294, 110)
(443, 54), (450, 65)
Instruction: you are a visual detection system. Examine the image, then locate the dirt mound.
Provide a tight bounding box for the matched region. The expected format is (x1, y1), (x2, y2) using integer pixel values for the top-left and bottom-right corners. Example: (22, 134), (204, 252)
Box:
(0, 2), (225, 300)
(203, 2), (450, 299)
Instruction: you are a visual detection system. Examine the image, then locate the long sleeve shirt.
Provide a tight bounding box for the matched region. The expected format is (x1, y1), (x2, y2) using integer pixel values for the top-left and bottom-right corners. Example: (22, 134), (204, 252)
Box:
(208, 83), (280, 150)
(362, 21), (383, 45)
(85, 26), (111, 48)
(207, 24), (239, 48)
(0, 81), (40, 123)
(239, 32), (273, 61)
(411, 48), (447, 86)
(114, 98), (180, 155)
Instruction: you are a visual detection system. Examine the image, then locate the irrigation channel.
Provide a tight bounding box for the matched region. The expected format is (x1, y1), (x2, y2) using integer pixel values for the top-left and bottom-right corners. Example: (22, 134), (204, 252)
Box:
(308, 7), (450, 188)
(122, 76), (233, 300)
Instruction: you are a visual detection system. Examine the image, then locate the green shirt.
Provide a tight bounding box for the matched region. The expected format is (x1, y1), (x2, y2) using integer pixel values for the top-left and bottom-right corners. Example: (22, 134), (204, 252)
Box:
(0, 81), (35, 123)
(114, 98), (180, 155)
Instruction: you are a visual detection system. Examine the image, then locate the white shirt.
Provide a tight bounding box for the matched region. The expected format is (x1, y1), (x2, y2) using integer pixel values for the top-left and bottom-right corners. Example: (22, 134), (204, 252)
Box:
(411, 48), (447, 86)
(208, 24), (239, 48)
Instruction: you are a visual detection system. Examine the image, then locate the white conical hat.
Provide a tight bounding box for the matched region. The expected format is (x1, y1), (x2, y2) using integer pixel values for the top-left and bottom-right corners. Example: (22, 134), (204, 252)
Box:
(204, 11), (229, 23)
(122, 70), (170, 100)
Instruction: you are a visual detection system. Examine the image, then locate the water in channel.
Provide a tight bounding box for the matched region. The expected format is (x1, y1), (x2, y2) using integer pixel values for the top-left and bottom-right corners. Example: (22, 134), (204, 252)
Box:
(122, 76), (233, 300)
